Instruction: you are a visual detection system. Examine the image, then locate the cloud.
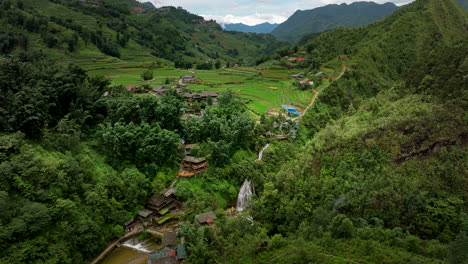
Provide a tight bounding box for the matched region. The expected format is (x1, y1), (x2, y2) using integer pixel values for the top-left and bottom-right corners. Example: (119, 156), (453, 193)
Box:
(202, 13), (289, 26)
(139, 0), (415, 26)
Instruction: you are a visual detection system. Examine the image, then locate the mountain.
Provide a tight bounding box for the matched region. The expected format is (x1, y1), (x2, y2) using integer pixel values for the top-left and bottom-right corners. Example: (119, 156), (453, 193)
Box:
(218, 0), (468, 261)
(224, 22), (279, 34)
(0, 0), (287, 67)
(142, 1), (156, 9)
(272, 1), (399, 41)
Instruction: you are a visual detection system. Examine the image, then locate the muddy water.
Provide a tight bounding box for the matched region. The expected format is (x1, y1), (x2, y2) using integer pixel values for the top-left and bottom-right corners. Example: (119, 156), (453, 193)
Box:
(101, 237), (161, 264)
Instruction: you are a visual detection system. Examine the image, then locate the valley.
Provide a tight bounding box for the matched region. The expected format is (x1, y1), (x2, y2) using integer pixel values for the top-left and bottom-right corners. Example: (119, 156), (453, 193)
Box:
(0, 0), (467, 263)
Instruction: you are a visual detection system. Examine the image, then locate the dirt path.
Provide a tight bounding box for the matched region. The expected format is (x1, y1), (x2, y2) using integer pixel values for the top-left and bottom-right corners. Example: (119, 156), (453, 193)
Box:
(291, 66), (348, 121)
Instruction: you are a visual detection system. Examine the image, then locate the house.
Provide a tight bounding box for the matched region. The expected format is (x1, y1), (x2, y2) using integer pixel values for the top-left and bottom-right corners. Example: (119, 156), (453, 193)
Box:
(138, 209), (153, 218)
(147, 195), (178, 214)
(148, 248), (177, 264)
(201, 91), (218, 98)
(195, 211), (217, 225)
(291, 72), (304, 79)
(299, 78), (312, 85)
(315, 72), (328, 77)
(177, 244), (187, 260)
(175, 84), (187, 89)
(281, 104), (297, 113)
(296, 58), (305, 62)
(160, 187), (176, 198)
(181, 75), (196, 82)
(191, 93), (202, 100)
(163, 232), (177, 248)
(153, 86), (167, 95)
(183, 93), (193, 100)
(126, 85), (137, 91)
(315, 72), (329, 79)
(178, 156), (208, 177)
(184, 144), (199, 156)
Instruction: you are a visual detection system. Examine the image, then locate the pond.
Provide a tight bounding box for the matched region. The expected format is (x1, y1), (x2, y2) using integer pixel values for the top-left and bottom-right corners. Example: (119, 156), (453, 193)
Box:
(101, 236), (161, 264)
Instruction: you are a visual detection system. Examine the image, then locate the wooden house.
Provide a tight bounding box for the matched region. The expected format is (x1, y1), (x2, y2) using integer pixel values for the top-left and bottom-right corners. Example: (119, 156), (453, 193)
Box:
(183, 156), (207, 174)
(147, 248), (177, 264)
(153, 86), (167, 95)
(201, 91), (218, 98)
(195, 211), (217, 225)
(147, 195), (178, 215)
(177, 244), (187, 260)
(163, 232), (177, 248)
(291, 72), (304, 79)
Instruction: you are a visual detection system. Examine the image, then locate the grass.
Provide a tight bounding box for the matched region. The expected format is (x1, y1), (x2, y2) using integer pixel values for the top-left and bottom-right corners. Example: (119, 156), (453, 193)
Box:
(85, 63), (340, 114)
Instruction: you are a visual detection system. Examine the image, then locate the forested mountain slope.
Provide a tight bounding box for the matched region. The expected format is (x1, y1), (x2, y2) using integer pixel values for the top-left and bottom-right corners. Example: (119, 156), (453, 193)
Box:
(0, 0), (286, 66)
(272, 1), (399, 41)
(224, 22), (279, 34)
(180, 0), (468, 262)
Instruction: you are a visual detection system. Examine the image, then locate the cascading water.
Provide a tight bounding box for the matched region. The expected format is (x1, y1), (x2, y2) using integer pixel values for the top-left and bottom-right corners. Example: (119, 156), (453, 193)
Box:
(236, 179), (254, 212)
(256, 144), (270, 161)
(121, 238), (154, 253)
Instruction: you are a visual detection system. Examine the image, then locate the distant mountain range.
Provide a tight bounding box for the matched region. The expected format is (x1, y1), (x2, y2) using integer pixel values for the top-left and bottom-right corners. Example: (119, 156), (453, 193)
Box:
(142, 2), (156, 9)
(224, 22), (279, 34)
(272, 1), (399, 42)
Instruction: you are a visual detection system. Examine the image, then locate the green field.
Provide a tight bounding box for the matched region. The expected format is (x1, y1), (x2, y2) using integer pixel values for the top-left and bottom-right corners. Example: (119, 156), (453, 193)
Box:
(83, 62), (347, 114)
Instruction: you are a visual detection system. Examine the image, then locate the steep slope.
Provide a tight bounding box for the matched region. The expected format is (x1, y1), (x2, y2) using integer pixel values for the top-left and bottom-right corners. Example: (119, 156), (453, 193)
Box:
(201, 0), (468, 262)
(224, 22), (279, 34)
(271, 0), (468, 243)
(0, 0), (287, 66)
(272, 1), (399, 41)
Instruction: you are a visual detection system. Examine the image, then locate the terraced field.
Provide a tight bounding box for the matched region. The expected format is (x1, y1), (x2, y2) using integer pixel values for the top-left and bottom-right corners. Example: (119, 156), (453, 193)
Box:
(86, 65), (319, 114)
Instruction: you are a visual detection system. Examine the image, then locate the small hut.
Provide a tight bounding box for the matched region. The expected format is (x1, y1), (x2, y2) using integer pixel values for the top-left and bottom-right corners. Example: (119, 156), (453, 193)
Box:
(195, 211), (217, 225)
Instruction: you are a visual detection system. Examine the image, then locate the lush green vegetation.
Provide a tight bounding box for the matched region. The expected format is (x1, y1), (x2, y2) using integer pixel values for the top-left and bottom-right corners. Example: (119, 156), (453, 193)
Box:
(178, 0), (468, 263)
(0, 0), (287, 68)
(0, 0), (467, 263)
(272, 2), (399, 42)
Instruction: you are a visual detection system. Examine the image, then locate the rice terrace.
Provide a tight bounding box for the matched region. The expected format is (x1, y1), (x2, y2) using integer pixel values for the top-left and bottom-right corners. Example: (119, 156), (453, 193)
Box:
(84, 59), (345, 115)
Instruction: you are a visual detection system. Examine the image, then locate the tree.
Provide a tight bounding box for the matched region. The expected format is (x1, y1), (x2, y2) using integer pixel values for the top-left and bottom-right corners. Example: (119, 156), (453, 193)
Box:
(141, 69), (154, 80)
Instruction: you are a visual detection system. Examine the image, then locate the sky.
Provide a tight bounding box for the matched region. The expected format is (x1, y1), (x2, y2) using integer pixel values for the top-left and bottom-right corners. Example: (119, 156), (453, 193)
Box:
(140, 0), (414, 26)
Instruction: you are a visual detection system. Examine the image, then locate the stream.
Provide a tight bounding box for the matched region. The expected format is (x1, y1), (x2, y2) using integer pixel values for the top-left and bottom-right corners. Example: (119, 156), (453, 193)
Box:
(101, 237), (160, 264)
(256, 144), (270, 161)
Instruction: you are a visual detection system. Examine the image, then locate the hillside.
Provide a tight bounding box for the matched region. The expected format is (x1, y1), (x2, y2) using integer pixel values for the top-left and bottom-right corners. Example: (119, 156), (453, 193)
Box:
(272, 1), (399, 41)
(176, 0), (468, 262)
(224, 22), (279, 34)
(0, 0), (287, 67)
(1, 0), (468, 263)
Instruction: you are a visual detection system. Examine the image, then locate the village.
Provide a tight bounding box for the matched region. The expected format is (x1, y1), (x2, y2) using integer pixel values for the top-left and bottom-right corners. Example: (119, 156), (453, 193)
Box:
(94, 65), (330, 263)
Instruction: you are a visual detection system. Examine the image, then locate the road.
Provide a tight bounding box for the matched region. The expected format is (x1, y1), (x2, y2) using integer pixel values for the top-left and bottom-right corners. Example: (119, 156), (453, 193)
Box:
(292, 66), (348, 120)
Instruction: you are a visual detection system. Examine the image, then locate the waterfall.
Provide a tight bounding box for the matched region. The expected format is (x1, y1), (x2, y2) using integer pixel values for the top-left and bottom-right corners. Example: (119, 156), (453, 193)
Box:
(256, 144), (270, 161)
(236, 179), (254, 212)
(121, 238), (153, 253)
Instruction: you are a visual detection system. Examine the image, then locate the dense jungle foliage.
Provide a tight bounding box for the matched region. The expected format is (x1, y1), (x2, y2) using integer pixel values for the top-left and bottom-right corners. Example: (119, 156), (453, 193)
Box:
(0, 0), (287, 66)
(0, 0), (467, 263)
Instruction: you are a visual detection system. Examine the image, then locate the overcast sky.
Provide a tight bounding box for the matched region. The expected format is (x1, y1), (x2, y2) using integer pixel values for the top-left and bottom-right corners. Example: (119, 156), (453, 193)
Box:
(140, 0), (413, 25)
